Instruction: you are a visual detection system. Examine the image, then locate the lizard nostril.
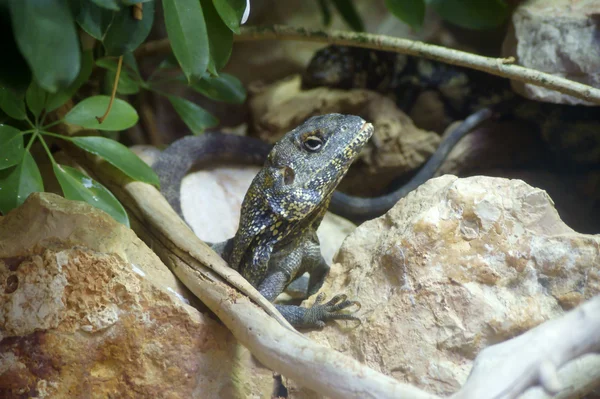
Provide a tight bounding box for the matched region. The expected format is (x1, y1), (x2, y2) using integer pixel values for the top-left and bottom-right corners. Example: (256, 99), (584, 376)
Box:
(282, 166), (295, 185)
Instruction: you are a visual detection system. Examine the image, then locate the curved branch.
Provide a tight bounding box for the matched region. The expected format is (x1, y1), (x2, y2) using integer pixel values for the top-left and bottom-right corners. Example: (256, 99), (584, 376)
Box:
(453, 295), (600, 399)
(135, 25), (600, 105)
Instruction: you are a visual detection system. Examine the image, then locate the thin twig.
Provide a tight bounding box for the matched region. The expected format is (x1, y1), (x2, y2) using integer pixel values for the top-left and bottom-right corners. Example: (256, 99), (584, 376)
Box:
(132, 3), (143, 20)
(96, 55), (123, 124)
(135, 25), (600, 105)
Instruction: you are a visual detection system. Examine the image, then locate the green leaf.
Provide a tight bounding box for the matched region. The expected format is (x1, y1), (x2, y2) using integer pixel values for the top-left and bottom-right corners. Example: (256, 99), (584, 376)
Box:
(122, 0), (153, 4)
(25, 80), (48, 118)
(162, 0), (210, 83)
(191, 73), (246, 104)
(0, 85), (26, 120)
(0, 10), (32, 93)
(90, 0), (121, 10)
(104, 69), (141, 95)
(96, 56), (142, 95)
(0, 151), (44, 215)
(52, 163), (129, 226)
(330, 0), (364, 32)
(96, 56), (142, 81)
(0, 125), (24, 170)
(167, 96), (218, 135)
(45, 50), (94, 113)
(317, 0), (332, 26)
(426, 0), (509, 30)
(385, 0), (425, 30)
(103, 1), (155, 56)
(65, 95), (139, 131)
(70, 136), (159, 186)
(212, 0), (246, 34)
(201, 0), (233, 72)
(76, 0), (116, 40)
(10, 0), (81, 93)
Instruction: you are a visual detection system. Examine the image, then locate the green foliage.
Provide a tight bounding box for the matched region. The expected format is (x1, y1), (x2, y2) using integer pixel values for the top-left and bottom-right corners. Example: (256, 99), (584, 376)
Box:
(0, 0), (250, 224)
(213, 0), (247, 34)
(162, 0), (210, 82)
(318, 0), (509, 31)
(0, 125), (24, 170)
(191, 74), (246, 104)
(65, 96), (139, 130)
(383, 0), (509, 31)
(10, 0), (81, 93)
(202, 0), (233, 73)
(427, 0), (509, 30)
(70, 136), (159, 186)
(0, 151), (44, 214)
(385, 0), (425, 30)
(0, 86), (27, 120)
(52, 163), (130, 226)
(330, 0), (364, 31)
(103, 2), (155, 56)
(167, 96), (219, 135)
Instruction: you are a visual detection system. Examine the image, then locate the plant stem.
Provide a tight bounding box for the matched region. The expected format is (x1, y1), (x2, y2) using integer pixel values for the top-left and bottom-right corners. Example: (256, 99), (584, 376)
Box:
(25, 130), (38, 151)
(135, 25), (600, 105)
(42, 119), (64, 130)
(37, 133), (57, 166)
(96, 55), (123, 124)
(40, 130), (71, 141)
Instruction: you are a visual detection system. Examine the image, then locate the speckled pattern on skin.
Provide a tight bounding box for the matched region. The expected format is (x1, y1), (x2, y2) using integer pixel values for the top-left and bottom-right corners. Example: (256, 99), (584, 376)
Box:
(155, 114), (374, 328)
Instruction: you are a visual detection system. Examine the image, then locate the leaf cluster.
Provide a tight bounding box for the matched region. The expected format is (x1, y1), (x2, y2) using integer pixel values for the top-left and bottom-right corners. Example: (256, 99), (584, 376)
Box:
(0, 0), (248, 225)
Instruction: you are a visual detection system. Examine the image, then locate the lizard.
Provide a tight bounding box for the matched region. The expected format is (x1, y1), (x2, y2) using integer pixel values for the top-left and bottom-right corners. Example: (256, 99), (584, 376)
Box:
(152, 113), (374, 328)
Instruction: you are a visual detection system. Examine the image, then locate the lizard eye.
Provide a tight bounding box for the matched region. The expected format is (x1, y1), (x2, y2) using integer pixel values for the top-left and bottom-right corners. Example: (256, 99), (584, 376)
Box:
(303, 136), (323, 152)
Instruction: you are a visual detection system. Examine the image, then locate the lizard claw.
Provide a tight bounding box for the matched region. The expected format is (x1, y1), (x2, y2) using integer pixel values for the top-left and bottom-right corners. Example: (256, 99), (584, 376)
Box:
(303, 293), (362, 328)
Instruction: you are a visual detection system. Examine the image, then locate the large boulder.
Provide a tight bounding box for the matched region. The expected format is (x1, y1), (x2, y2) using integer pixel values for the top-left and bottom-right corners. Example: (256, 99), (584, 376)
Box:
(293, 175), (600, 396)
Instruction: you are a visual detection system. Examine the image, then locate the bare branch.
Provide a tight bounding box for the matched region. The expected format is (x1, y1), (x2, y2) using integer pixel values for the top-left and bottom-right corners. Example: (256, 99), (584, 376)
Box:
(453, 295), (600, 399)
(135, 25), (600, 105)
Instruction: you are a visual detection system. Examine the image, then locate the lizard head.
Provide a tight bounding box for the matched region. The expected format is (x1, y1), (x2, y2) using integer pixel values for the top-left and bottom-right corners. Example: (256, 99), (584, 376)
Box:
(265, 113), (373, 201)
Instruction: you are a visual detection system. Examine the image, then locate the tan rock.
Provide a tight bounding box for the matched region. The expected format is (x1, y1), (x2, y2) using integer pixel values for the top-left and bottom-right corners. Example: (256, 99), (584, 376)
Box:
(292, 175), (600, 397)
(0, 193), (272, 398)
(502, 0), (600, 105)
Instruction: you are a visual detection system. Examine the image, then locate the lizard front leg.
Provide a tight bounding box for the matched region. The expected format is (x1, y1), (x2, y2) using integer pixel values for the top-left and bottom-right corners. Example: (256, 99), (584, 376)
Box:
(261, 242), (360, 329)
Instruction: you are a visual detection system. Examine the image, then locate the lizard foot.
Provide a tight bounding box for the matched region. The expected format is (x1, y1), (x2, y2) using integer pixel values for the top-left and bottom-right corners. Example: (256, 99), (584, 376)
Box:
(303, 293), (361, 328)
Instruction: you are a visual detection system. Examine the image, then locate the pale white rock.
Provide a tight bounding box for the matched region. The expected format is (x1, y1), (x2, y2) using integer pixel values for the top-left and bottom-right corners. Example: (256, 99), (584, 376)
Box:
(291, 175), (599, 397)
(502, 0), (600, 105)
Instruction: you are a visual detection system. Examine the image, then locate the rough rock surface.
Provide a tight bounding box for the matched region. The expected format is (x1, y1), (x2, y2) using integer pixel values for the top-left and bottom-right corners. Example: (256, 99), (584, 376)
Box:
(292, 175), (600, 397)
(502, 0), (600, 105)
(0, 193), (273, 398)
(248, 75), (441, 195)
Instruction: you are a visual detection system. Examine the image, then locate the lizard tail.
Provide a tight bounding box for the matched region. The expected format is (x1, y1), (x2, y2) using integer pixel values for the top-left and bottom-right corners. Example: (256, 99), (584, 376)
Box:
(152, 132), (272, 219)
(329, 107), (496, 222)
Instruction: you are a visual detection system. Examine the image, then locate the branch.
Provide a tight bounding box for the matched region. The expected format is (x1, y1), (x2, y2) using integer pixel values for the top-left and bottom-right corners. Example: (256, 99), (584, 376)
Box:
(453, 295), (600, 399)
(135, 25), (600, 105)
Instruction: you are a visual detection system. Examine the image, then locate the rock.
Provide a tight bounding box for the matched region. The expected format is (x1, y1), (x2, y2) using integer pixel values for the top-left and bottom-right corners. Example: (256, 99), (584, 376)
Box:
(502, 0), (600, 105)
(248, 75), (441, 196)
(291, 175), (600, 397)
(0, 193), (273, 398)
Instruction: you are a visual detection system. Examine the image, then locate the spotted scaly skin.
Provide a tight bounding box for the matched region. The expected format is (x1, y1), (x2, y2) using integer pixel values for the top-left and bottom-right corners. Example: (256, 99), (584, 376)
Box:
(213, 114), (373, 327)
(157, 114), (373, 328)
